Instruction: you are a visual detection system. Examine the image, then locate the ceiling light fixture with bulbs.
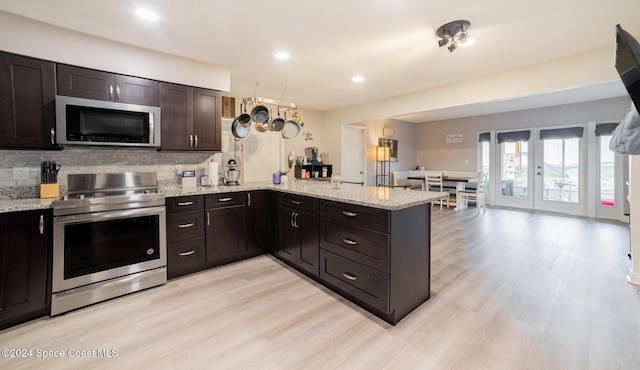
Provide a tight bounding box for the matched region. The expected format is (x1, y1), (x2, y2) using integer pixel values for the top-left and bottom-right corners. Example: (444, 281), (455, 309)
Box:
(436, 20), (473, 53)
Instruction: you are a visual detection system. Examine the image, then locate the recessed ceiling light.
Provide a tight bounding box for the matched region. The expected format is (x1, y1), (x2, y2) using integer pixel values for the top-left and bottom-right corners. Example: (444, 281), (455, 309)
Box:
(275, 52), (290, 60)
(352, 75), (365, 83)
(135, 8), (160, 21)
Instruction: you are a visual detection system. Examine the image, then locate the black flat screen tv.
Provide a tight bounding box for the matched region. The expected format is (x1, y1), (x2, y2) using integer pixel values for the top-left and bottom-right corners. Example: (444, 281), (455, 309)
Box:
(615, 24), (640, 112)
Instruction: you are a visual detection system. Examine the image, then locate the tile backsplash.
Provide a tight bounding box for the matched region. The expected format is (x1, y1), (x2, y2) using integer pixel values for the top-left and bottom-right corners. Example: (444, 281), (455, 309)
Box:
(0, 146), (238, 199)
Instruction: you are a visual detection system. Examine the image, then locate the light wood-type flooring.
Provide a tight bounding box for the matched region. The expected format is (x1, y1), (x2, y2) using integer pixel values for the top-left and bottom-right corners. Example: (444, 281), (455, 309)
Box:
(1, 207), (639, 369)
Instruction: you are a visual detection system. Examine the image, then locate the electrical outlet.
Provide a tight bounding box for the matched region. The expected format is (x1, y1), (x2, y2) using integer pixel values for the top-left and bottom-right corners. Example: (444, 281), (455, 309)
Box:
(13, 167), (29, 180)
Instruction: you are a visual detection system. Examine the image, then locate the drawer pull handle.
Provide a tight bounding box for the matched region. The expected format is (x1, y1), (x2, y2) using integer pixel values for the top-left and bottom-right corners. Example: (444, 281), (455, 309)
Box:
(342, 272), (357, 281)
(179, 250), (195, 256)
(342, 211), (357, 217)
(219, 197), (233, 202)
(290, 200), (302, 205)
(178, 223), (194, 228)
(177, 201), (194, 206)
(342, 238), (357, 246)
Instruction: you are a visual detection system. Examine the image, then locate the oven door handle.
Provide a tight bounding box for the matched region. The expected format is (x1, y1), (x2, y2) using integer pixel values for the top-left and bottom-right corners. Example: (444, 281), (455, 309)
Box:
(54, 206), (166, 224)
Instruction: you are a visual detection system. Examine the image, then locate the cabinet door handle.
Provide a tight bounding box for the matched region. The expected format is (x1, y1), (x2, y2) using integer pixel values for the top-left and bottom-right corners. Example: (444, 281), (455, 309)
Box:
(291, 200), (301, 205)
(342, 211), (357, 217)
(218, 197), (232, 202)
(194, 134), (198, 148)
(290, 212), (295, 227)
(294, 213), (299, 228)
(39, 214), (44, 235)
(179, 250), (195, 256)
(189, 135), (194, 147)
(342, 272), (357, 281)
(177, 201), (194, 206)
(207, 211), (211, 226)
(178, 222), (194, 228)
(50, 128), (55, 144)
(342, 238), (357, 246)
(247, 193), (251, 206)
(109, 85), (114, 100)
(116, 85), (120, 100)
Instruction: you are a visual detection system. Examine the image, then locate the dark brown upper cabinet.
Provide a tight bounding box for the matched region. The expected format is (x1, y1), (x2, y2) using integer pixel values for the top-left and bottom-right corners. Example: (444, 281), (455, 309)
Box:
(0, 52), (57, 149)
(56, 64), (160, 106)
(160, 82), (221, 151)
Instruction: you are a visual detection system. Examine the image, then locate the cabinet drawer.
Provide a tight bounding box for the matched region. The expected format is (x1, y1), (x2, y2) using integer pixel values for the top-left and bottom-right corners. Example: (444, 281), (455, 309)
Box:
(205, 192), (245, 208)
(278, 193), (318, 213)
(320, 200), (389, 233)
(166, 195), (204, 213)
(320, 249), (389, 314)
(167, 237), (206, 279)
(167, 211), (205, 242)
(320, 219), (389, 273)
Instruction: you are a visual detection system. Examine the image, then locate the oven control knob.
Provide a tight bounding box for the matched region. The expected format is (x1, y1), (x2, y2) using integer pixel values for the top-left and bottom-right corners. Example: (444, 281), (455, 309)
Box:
(144, 190), (151, 194)
(63, 195), (69, 201)
(78, 194), (85, 200)
(147, 248), (154, 255)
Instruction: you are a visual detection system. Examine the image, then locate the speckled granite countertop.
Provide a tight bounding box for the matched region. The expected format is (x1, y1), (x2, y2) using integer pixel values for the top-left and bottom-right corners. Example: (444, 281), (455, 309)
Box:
(0, 180), (447, 213)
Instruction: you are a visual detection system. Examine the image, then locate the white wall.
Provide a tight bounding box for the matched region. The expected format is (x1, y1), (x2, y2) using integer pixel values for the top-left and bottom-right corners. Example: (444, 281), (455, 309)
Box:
(0, 11), (230, 91)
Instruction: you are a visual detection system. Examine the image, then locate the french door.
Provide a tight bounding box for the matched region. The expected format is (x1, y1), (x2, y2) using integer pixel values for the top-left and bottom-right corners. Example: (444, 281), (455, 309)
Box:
(533, 126), (586, 215)
(493, 126), (587, 215)
(495, 130), (534, 209)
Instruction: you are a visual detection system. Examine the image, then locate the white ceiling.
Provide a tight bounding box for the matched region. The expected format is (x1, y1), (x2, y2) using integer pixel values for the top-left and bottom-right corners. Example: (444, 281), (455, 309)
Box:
(0, 0), (638, 122)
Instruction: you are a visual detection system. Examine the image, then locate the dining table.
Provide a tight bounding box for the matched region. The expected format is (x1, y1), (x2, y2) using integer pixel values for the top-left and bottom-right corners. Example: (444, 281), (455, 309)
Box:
(407, 173), (480, 210)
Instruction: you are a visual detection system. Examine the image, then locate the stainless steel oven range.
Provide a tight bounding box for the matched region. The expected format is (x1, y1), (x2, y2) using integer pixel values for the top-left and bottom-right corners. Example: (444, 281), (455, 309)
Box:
(51, 172), (167, 315)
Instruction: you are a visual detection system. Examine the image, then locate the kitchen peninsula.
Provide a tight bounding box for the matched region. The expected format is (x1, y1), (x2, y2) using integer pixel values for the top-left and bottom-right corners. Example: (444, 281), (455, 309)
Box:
(0, 181), (446, 326)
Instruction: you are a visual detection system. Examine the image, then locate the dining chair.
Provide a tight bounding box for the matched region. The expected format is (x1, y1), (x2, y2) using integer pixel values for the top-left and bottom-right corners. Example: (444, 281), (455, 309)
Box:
(457, 172), (487, 209)
(425, 170), (449, 209)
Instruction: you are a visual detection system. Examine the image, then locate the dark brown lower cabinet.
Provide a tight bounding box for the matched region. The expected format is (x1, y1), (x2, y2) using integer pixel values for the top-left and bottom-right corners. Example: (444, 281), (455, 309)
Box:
(0, 210), (51, 330)
(276, 194), (319, 277)
(205, 205), (247, 261)
(318, 200), (430, 325)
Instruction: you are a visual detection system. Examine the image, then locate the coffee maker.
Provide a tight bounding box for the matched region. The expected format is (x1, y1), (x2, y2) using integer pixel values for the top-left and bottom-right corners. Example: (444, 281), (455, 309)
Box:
(305, 147), (319, 163)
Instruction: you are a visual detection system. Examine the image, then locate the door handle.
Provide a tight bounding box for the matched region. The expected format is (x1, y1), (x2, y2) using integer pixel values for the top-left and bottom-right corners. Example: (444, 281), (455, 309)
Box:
(218, 197), (232, 202)
(50, 128), (55, 145)
(194, 135), (198, 148)
(189, 135), (194, 147)
(247, 193), (251, 206)
(109, 85), (114, 100)
(179, 250), (195, 256)
(177, 201), (193, 206)
(207, 211), (211, 226)
(290, 212), (295, 227)
(39, 214), (44, 235)
(291, 200), (301, 205)
(116, 85), (121, 100)
(341, 211), (357, 217)
(178, 223), (194, 228)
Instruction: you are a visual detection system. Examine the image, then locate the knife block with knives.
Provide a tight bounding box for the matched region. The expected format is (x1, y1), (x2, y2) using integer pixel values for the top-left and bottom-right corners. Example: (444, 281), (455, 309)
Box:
(40, 161), (60, 199)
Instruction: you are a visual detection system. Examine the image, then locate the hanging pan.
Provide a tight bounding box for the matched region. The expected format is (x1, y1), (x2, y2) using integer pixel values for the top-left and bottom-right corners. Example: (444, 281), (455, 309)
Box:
(270, 106), (285, 132)
(281, 112), (301, 139)
(231, 117), (250, 139)
(233, 103), (251, 128)
(251, 104), (269, 124)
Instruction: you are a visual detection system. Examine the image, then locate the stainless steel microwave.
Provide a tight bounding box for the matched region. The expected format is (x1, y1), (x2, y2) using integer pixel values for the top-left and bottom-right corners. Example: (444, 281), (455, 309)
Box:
(55, 95), (161, 147)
